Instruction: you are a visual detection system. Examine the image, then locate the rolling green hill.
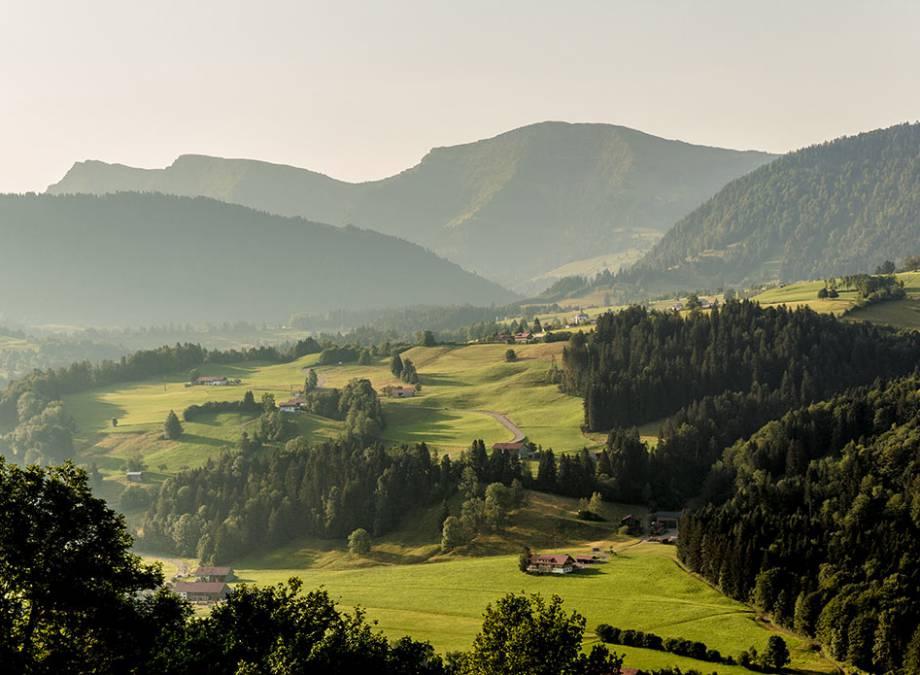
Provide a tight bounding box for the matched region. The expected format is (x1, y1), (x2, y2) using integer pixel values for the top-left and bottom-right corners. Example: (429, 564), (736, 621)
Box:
(622, 123), (920, 295)
(0, 193), (515, 325)
(752, 271), (920, 329)
(64, 342), (597, 490)
(48, 122), (775, 288)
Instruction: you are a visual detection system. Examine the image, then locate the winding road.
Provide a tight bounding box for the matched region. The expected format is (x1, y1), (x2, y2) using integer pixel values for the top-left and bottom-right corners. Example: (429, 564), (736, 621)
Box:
(479, 410), (525, 442)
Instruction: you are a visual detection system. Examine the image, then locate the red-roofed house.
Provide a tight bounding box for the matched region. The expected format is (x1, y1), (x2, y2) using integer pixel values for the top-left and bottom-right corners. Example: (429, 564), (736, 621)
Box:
(173, 581), (230, 603)
(491, 440), (536, 459)
(279, 398), (305, 413)
(527, 554), (576, 575)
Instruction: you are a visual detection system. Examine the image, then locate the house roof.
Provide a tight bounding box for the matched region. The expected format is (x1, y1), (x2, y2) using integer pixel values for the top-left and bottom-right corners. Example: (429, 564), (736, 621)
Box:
(492, 441), (527, 451)
(530, 554), (575, 566)
(196, 376), (227, 382)
(174, 581), (228, 594)
(194, 566), (233, 576)
(279, 398), (304, 407)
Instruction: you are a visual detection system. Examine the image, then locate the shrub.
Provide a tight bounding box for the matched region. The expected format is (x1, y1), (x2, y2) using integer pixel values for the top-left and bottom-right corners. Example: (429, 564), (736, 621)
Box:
(347, 528), (371, 555)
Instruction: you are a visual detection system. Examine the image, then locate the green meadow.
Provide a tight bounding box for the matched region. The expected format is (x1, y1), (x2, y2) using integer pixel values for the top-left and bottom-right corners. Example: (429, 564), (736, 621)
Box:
(229, 541), (830, 673)
(143, 491), (833, 673)
(65, 342), (598, 489)
(752, 271), (920, 330)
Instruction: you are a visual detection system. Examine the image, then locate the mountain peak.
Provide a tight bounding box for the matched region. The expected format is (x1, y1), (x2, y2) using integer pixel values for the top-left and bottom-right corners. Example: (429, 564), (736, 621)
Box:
(46, 123), (776, 288)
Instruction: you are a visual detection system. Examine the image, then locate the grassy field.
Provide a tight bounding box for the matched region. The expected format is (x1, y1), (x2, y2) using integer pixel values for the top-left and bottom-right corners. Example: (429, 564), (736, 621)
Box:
(752, 271), (920, 330)
(224, 494), (829, 673)
(65, 342), (597, 493)
(140, 490), (831, 673)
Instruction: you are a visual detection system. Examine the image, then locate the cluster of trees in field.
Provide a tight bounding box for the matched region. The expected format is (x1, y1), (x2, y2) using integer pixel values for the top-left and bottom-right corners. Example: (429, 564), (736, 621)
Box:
(389, 352), (419, 384)
(440, 441), (527, 550)
(181, 390), (262, 421)
(679, 374), (920, 673)
(821, 272), (906, 305)
(301, 378), (386, 440)
(140, 440), (452, 562)
(3, 458), (636, 675)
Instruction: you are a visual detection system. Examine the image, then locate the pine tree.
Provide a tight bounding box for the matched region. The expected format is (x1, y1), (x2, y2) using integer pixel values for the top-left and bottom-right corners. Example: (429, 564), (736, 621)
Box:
(163, 410), (183, 439)
(390, 353), (404, 377)
(536, 450), (557, 492)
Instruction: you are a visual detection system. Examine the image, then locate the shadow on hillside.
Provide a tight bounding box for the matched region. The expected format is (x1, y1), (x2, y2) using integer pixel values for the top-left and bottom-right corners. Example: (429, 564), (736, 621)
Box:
(418, 373), (457, 387)
(177, 433), (229, 448)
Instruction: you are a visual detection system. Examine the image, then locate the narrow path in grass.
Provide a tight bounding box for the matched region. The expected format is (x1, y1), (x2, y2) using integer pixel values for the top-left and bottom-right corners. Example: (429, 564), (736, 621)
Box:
(479, 410), (525, 442)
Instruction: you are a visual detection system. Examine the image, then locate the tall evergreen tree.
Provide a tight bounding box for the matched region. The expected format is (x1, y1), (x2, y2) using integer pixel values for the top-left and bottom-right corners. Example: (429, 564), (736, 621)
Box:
(163, 410), (183, 440)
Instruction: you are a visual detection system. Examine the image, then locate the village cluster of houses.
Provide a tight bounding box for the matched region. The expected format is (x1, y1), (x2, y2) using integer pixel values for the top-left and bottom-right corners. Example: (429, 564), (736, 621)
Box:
(485, 312), (595, 345)
(525, 550), (607, 575)
(492, 330), (539, 344)
(170, 565), (235, 604)
(185, 375), (242, 388)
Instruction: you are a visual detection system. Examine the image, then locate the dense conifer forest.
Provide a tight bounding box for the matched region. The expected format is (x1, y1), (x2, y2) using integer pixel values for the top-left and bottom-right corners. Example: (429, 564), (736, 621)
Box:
(679, 374), (920, 673)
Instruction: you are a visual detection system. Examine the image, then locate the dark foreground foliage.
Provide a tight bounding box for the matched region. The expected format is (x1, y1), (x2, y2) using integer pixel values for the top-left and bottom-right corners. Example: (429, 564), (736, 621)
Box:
(0, 458), (625, 674)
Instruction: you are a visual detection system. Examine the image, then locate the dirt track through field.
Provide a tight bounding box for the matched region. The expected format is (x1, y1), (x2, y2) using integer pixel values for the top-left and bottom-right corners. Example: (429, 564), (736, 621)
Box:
(479, 410), (525, 442)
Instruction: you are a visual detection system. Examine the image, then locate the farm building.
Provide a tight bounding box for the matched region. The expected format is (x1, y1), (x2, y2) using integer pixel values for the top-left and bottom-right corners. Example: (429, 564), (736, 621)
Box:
(125, 471), (143, 482)
(279, 398), (305, 412)
(650, 510), (682, 534)
(172, 581), (229, 603)
(527, 554), (576, 575)
(193, 566), (235, 583)
(491, 439), (536, 459)
(572, 312), (591, 326)
(513, 331), (534, 343)
(190, 375), (229, 386)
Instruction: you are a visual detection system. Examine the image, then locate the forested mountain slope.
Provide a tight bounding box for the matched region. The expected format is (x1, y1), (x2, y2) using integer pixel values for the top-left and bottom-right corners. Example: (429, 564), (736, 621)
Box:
(48, 122), (775, 288)
(680, 375), (920, 673)
(622, 123), (920, 294)
(560, 302), (920, 505)
(0, 193), (515, 325)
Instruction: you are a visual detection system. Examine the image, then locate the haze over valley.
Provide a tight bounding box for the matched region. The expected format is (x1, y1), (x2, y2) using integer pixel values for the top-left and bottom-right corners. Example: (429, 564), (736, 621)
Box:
(2, 3), (920, 674)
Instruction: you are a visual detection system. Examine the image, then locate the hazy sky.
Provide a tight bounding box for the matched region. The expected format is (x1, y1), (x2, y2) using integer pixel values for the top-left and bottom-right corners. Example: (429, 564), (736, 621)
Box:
(2, 0), (919, 192)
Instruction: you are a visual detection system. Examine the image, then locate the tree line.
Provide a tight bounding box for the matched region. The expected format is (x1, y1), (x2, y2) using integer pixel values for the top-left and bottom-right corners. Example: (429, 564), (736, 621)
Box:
(561, 301), (920, 432)
(556, 301), (920, 507)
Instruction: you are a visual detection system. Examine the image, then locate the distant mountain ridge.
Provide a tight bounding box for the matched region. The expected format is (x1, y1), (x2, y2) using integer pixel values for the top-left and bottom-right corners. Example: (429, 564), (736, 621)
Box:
(621, 123), (920, 295)
(0, 193), (516, 326)
(48, 121), (776, 289)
